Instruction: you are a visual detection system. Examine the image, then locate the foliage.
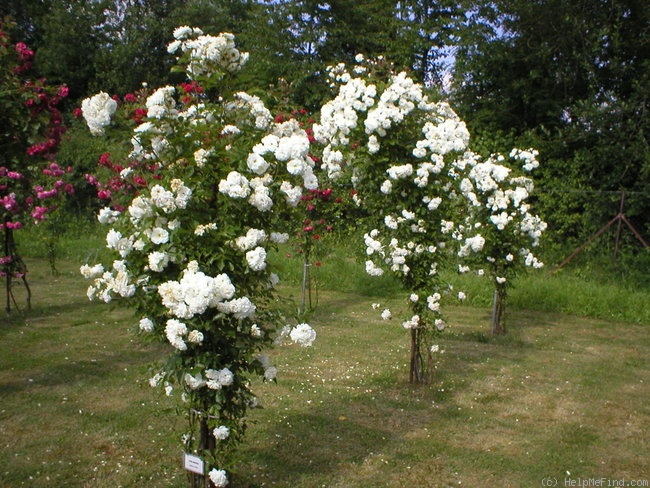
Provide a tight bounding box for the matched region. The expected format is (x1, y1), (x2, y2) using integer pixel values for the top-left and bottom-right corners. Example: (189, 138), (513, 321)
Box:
(1, 1), (465, 107)
(31, 1), (107, 99)
(265, 0), (463, 109)
(0, 0), (54, 46)
(286, 184), (349, 311)
(271, 110), (353, 311)
(4, 1), (648, 249)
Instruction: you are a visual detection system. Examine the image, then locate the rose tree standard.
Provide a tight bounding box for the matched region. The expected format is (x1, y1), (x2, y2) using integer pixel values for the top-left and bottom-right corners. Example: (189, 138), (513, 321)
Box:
(80, 28), (316, 487)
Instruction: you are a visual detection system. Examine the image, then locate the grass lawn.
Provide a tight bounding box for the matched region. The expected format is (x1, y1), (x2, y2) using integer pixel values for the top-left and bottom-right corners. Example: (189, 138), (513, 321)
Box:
(0, 258), (648, 487)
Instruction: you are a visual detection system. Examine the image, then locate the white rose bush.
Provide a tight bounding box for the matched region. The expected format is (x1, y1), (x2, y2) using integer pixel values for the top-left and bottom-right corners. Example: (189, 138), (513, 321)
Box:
(456, 148), (547, 334)
(311, 56), (546, 381)
(78, 26), (546, 485)
(312, 58), (474, 384)
(80, 28), (316, 486)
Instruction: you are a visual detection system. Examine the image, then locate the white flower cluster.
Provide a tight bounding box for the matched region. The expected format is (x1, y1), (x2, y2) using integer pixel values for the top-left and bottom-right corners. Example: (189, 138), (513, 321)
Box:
(245, 247), (267, 271)
(97, 207), (121, 224)
(522, 248), (544, 269)
(208, 468), (228, 488)
(184, 367), (234, 391)
(401, 314), (420, 330)
(218, 171), (250, 199)
(213, 425), (230, 440)
(193, 147), (212, 167)
(364, 72), (426, 137)
(79, 263), (104, 279)
(315, 77), (377, 145)
(85, 260), (136, 302)
(313, 64), (477, 336)
(519, 212), (547, 248)
(98, 181), (190, 274)
(458, 235), (486, 257)
(165, 318), (189, 350)
(218, 118), (318, 214)
(216, 296), (256, 319)
(146, 86), (178, 120)
(131, 179), (192, 223)
(168, 27), (249, 78)
(148, 251), (169, 272)
(258, 120), (317, 185)
(417, 102), (470, 156)
(205, 368), (234, 389)
(275, 323), (317, 348)
(314, 66), (469, 179)
(81, 92), (117, 136)
(234, 228), (267, 251)
(230, 92), (273, 130)
(158, 261), (236, 319)
(289, 323), (317, 347)
(364, 228), (437, 278)
(139, 317), (155, 332)
(194, 222), (217, 236)
(459, 150), (547, 274)
(510, 148), (540, 172)
(426, 293), (442, 312)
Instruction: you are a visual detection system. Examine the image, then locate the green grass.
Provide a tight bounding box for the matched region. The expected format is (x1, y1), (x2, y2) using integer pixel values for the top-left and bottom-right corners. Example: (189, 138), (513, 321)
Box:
(448, 268), (650, 325)
(1, 254), (648, 487)
(14, 222), (650, 323)
(269, 232), (650, 325)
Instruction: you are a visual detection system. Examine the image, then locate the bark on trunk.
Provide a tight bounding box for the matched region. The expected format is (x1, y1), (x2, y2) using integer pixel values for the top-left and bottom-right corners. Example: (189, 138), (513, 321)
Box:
(409, 327), (432, 384)
(491, 288), (506, 335)
(3, 225), (31, 314)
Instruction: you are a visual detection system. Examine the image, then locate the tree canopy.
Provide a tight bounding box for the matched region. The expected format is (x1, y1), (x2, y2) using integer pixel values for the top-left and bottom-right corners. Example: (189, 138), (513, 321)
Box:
(452, 0), (649, 241)
(1, 0), (648, 245)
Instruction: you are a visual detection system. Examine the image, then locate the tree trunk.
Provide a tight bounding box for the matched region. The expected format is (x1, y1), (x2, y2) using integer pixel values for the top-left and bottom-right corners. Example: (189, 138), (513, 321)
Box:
(409, 327), (432, 384)
(300, 259), (311, 312)
(491, 288), (506, 335)
(188, 413), (216, 488)
(3, 225), (31, 314)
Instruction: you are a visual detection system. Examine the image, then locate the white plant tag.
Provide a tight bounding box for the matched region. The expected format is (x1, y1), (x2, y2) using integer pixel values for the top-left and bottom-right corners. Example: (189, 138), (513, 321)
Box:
(183, 453), (204, 475)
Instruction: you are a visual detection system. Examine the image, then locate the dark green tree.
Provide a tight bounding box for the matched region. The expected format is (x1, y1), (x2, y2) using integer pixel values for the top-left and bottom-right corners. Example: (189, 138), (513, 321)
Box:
(94, 0), (272, 96)
(0, 0), (52, 46)
(393, 0), (463, 86)
(452, 0), (650, 244)
(259, 0), (463, 109)
(33, 0), (108, 100)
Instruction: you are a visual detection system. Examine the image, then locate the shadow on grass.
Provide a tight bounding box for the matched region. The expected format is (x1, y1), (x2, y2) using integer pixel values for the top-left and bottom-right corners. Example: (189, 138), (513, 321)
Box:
(243, 411), (390, 479)
(0, 358), (117, 394)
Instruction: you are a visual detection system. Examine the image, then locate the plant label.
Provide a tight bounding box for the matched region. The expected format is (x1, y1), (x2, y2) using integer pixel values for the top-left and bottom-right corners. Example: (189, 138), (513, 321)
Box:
(183, 453), (204, 475)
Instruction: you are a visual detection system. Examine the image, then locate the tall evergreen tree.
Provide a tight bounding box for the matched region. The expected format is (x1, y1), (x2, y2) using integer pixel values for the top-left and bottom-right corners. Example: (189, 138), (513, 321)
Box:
(0, 0), (52, 46)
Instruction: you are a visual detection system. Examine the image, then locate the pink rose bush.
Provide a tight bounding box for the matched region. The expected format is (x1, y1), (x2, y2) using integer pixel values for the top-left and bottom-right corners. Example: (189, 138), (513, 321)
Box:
(1, 22), (73, 310)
